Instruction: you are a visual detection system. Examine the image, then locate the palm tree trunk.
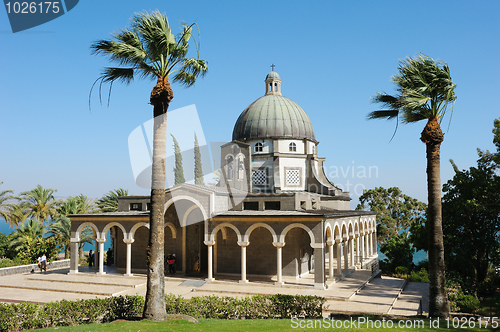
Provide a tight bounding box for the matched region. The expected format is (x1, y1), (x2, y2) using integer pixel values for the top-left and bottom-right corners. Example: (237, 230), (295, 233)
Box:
(143, 76), (173, 321)
(422, 118), (450, 318)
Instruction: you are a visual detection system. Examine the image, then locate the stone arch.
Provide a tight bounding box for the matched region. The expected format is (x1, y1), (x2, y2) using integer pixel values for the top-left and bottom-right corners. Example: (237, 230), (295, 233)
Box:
(210, 223), (242, 243)
(348, 221), (354, 238)
(243, 223), (278, 243)
(129, 222), (149, 241)
(324, 223), (333, 243)
(102, 222), (127, 238)
(341, 223), (348, 240)
(75, 222), (100, 241)
(279, 223), (315, 244)
(164, 195), (209, 221)
(333, 223), (341, 242)
(165, 222), (177, 239)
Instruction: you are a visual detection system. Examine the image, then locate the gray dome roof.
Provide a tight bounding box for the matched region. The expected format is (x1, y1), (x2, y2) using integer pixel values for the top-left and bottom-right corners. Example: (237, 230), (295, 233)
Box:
(265, 71), (281, 80)
(232, 94), (315, 141)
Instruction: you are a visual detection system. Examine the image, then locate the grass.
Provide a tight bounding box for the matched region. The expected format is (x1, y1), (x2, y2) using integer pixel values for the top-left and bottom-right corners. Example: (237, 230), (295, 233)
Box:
(36, 317), (496, 332)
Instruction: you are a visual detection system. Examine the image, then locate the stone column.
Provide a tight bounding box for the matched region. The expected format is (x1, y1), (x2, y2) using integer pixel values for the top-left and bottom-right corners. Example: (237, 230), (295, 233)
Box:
(366, 233), (372, 257)
(273, 242), (285, 285)
(343, 238), (349, 270)
(123, 238), (134, 276)
(238, 241), (249, 283)
(312, 244), (325, 289)
(360, 234), (365, 260)
(369, 232), (373, 256)
(349, 237), (355, 267)
(355, 236), (360, 265)
(68, 239), (79, 274)
(327, 240), (334, 280)
(204, 241), (215, 282)
(96, 238), (106, 275)
(373, 232), (377, 256)
(336, 240), (342, 276)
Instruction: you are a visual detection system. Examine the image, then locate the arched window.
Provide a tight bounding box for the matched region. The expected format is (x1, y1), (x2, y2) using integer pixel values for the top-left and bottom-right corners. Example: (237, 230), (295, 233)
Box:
(254, 142), (263, 153)
(289, 142), (297, 152)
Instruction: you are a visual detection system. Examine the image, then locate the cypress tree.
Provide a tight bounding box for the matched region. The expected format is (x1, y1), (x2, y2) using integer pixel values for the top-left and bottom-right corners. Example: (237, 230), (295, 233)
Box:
(194, 133), (205, 185)
(172, 134), (185, 185)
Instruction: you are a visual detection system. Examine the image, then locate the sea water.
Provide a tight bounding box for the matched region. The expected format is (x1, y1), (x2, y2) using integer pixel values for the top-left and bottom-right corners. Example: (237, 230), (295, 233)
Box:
(0, 218), (110, 252)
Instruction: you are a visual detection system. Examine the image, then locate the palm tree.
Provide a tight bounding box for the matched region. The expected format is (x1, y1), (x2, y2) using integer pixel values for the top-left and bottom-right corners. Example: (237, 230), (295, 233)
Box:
(90, 11), (207, 320)
(368, 54), (456, 318)
(4, 203), (30, 228)
(58, 194), (96, 215)
(96, 188), (129, 212)
(51, 195), (96, 258)
(0, 181), (16, 226)
(8, 219), (45, 253)
(20, 185), (59, 225)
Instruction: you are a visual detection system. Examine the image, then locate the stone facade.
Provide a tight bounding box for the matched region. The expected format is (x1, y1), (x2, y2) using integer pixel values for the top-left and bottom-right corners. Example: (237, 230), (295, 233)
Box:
(69, 70), (378, 289)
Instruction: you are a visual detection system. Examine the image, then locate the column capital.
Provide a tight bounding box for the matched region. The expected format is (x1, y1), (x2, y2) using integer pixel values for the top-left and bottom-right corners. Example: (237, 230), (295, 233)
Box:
(123, 239), (135, 244)
(310, 243), (324, 249)
(204, 240), (215, 246)
(272, 242), (285, 248)
(96, 238), (106, 243)
(326, 240), (333, 246)
(70, 237), (79, 243)
(237, 241), (250, 247)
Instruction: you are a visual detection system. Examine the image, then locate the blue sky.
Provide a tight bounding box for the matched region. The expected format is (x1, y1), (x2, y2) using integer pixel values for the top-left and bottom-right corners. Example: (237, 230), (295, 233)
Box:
(0, 0), (499, 208)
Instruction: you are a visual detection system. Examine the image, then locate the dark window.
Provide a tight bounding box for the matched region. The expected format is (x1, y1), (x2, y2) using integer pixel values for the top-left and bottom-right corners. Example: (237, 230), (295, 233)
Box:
(289, 142), (297, 152)
(147, 203), (151, 211)
(244, 201), (259, 210)
(254, 142), (263, 153)
(300, 201), (306, 210)
(130, 203), (142, 211)
(265, 201), (281, 210)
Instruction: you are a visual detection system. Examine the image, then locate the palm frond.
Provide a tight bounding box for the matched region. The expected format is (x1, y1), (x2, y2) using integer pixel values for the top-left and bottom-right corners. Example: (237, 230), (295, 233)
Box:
(173, 58), (208, 87)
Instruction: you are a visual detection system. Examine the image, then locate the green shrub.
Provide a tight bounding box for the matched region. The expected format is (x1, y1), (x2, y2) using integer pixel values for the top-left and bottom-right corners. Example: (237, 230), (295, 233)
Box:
(447, 280), (480, 313)
(0, 257), (25, 268)
(408, 268), (429, 283)
(0, 293), (325, 331)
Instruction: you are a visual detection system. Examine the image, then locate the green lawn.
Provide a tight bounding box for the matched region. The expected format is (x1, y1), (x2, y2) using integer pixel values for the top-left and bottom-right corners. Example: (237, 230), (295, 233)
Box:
(36, 317), (497, 331)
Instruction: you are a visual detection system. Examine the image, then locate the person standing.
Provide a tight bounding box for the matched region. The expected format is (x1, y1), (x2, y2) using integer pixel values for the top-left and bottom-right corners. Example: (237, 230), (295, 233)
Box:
(88, 250), (94, 267)
(40, 253), (47, 272)
(37, 255), (43, 272)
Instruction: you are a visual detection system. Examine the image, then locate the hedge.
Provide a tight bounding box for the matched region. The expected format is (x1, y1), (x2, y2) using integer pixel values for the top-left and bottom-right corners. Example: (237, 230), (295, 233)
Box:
(0, 294), (325, 331)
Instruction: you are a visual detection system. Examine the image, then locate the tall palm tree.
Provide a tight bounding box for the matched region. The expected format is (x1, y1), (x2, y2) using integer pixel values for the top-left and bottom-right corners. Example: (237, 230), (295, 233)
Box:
(368, 54), (456, 318)
(96, 188), (129, 212)
(91, 11), (207, 321)
(20, 185), (59, 225)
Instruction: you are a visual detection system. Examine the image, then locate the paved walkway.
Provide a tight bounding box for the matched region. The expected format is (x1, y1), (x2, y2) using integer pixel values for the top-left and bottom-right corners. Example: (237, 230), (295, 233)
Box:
(0, 267), (428, 317)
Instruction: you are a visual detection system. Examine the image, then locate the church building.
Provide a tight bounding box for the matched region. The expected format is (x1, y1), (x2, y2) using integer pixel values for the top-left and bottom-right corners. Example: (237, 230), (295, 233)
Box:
(69, 70), (378, 289)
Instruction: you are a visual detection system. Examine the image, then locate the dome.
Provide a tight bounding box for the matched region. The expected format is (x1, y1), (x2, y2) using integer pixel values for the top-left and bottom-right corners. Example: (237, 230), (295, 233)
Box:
(232, 94), (315, 141)
(265, 71), (281, 80)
